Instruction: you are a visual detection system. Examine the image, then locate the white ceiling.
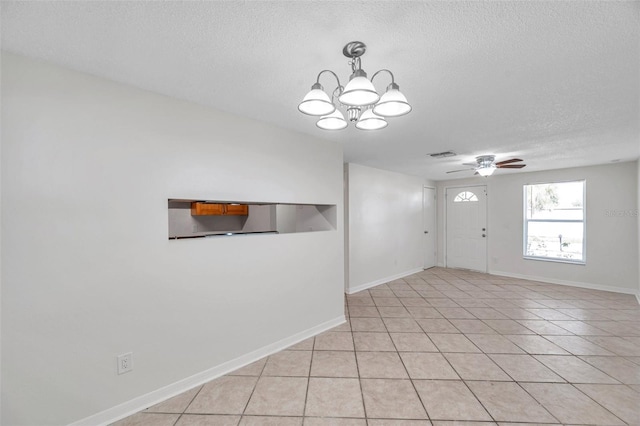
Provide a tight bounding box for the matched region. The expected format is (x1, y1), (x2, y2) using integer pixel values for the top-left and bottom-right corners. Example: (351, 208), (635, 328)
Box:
(2, 1), (638, 180)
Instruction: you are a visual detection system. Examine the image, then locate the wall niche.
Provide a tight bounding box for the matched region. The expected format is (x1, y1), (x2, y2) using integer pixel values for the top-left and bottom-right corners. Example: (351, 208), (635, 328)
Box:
(168, 200), (337, 239)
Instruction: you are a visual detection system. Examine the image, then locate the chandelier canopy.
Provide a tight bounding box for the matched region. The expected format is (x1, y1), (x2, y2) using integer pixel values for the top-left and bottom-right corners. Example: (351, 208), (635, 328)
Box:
(298, 41), (411, 131)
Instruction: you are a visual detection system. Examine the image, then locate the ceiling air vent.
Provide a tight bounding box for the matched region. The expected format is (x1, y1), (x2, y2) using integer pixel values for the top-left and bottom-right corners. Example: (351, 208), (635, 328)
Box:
(428, 151), (457, 158)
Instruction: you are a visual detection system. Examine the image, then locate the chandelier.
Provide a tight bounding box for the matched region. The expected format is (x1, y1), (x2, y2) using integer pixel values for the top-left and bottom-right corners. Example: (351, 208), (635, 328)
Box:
(298, 41), (412, 130)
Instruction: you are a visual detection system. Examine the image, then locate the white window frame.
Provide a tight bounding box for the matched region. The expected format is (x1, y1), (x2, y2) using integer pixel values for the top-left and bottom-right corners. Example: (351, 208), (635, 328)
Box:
(523, 179), (586, 265)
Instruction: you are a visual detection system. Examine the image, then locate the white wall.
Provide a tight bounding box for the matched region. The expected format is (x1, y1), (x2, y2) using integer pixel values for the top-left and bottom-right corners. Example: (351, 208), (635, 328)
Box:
(437, 162), (639, 294)
(637, 159), (640, 298)
(1, 53), (345, 425)
(345, 163), (431, 293)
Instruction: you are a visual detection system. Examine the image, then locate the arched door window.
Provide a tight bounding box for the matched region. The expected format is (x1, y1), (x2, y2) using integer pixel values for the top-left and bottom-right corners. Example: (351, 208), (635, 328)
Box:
(453, 191), (478, 202)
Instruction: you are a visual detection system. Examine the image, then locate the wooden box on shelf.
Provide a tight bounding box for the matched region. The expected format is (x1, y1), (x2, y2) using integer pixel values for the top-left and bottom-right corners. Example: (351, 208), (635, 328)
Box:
(191, 202), (248, 216)
(191, 203), (224, 215)
(224, 204), (249, 215)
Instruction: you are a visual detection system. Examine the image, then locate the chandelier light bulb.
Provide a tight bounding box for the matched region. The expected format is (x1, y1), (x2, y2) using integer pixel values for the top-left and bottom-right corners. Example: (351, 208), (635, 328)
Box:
(298, 83), (336, 116)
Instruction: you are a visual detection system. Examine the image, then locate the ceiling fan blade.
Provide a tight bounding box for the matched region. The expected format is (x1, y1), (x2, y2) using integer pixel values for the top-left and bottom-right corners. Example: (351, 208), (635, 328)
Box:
(446, 168), (475, 174)
(495, 158), (523, 166)
(497, 164), (526, 169)
(462, 162), (477, 166)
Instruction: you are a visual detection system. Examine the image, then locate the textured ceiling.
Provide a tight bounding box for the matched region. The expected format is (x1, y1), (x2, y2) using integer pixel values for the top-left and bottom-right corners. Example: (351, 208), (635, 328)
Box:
(2, 1), (639, 180)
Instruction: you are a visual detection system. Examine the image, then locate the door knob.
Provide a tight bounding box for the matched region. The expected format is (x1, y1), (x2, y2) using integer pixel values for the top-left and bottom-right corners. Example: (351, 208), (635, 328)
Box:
(424, 231), (429, 234)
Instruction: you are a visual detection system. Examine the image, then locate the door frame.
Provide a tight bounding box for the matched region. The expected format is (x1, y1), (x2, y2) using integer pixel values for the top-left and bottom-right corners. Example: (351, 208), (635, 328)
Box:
(444, 184), (488, 272)
(423, 186), (437, 269)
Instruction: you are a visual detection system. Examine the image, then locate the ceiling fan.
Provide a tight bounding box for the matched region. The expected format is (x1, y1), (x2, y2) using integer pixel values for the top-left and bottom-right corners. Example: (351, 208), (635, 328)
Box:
(447, 155), (526, 177)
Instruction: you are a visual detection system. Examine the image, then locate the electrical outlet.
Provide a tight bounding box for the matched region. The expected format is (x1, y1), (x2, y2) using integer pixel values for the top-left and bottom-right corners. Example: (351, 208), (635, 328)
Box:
(117, 352), (133, 375)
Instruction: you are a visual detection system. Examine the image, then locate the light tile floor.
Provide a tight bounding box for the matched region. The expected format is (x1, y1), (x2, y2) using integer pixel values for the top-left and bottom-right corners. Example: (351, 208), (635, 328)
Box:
(113, 268), (640, 425)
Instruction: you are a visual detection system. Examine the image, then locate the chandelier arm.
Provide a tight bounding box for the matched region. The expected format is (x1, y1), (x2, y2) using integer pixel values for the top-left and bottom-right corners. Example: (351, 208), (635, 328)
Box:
(316, 70), (343, 93)
(370, 69), (395, 85)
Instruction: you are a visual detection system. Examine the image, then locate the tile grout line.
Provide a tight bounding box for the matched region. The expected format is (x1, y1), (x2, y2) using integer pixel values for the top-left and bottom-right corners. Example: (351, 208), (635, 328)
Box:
(347, 293), (369, 424)
(237, 353), (268, 423)
(171, 383), (207, 426)
(577, 354), (640, 385)
(566, 381), (636, 424)
(300, 333), (316, 421)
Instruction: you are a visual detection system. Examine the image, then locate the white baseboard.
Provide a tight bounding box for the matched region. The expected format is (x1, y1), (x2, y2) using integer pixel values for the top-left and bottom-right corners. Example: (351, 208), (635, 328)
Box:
(490, 269), (639, 296)
(636, 293), (640, 306)
(347, 267), (424, 294)
(69, 315), (346, 426)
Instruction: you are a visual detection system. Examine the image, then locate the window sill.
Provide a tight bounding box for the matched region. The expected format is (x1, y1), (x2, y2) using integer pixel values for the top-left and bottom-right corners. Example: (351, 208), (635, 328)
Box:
(523, 256), (586, 265)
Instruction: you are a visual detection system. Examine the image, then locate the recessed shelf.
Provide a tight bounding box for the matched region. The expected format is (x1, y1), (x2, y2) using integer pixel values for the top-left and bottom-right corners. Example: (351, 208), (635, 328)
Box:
(168, 199), (336, 240)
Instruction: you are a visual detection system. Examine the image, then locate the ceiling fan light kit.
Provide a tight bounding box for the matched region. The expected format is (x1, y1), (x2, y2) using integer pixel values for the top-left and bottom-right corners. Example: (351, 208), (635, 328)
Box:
(477, 165), (497, 177)
(299, 41), (411, 130)
(447, 155), (527, 176)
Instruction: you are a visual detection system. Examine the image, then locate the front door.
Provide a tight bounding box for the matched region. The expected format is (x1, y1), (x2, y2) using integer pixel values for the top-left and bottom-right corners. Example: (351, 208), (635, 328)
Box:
(446, 186), (487, 272)
(423, 187), (436, 269)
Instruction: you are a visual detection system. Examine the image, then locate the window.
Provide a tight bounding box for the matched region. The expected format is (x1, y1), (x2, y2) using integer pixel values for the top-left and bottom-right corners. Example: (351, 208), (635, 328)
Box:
(523, 180), (585, 263)
(454, 191), (478, 202)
